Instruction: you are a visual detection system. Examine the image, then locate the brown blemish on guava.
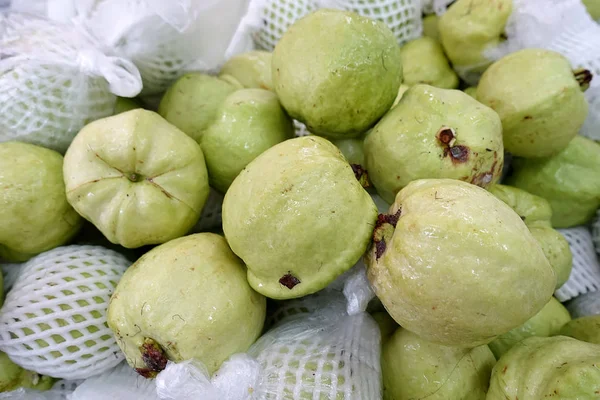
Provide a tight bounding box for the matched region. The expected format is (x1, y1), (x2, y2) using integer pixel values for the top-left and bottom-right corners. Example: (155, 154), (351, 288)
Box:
(469, 152), (501, 187)
(279, 273), (300, 289)
(523, 115), (533, 120)
(436, 127), (455, 146)
(351, 164), (371, 188)
(372, 209), (402, 261)
(449, 145), (469, 163)
(574, 68), (593, 91)
(502, 365), (508, 374)
(437, 126), (470, 164)
(136, 338), (168, 378)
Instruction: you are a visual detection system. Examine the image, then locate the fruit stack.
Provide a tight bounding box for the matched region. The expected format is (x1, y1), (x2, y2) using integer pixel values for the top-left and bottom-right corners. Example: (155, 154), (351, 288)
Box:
(1, 0), (600, 399)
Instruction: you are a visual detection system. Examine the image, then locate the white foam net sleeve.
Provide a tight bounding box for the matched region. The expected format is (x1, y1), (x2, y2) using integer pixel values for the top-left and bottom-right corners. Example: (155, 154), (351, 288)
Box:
(0, 12), (142, 153)
(70, 362), (159, 400)
(593, 209), (600, 255)
(0, 245), (130, 380)
(239, 0), (423, 53)
(565, 290), (600, 318)
(555, 226), (600, 302)
(69, 0), (252, 95)
(189, 188), (225, 233)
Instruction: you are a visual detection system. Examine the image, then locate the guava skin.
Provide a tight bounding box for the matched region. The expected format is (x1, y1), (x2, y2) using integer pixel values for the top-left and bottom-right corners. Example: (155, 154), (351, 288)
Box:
(107, 233), (266, 377)
(219, 51), (274, 91)
(438, 0), (513, 77)
(487, 336), (600, 399)
(331, 136), (366, 167)
(0, 352), (55, 393)
(488, 297), (571, 359)
(201, 89), (294, 193)
(365, 84), (504, 203)
(272, 9), (402, 138)
(422, 14), (440, 41)
(584, 0), (600, 20)
(488, 184), (572, 288)
(560, 315), (600, 345)
(367, 179), (556, 348)
(391, 84), (410, 109)
(464, 86), (478, 99)
(222, 136), (378, 300)
(477, 49), (590, 158)
(399, 37), (459, 89)
(506, 135), (600, 228)
(158, 73), (240, 143)
(382, 328), (496, 400)
(113, 97), (141, 115)
(0, 142), (82, 262)
(63, 109), (210, 249)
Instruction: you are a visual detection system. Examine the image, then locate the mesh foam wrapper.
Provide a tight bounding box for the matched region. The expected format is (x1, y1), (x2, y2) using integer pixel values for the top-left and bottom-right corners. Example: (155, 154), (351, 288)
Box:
(555, 226), (600, 302)
(154, 289), (382, 400)
(234, 0), (423, 54)
(0, 12), (142, 153)
(189, 188), (225, 233)
(0, 245), (130, 380)
(565, 290), (600, 318)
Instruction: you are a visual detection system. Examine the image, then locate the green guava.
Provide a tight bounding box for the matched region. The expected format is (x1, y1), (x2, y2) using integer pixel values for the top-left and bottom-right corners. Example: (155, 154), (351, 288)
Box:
(372, 311), (398, 344)
(0, 142), (82, 262)
(113, 97), (142, 115)
(488, 297), (571, 359)
(219, 51), (274, 91)
(201, 89), (294, 193)
(399, 37), (459, 89)
(583, 0), (600, 20)
(382, 328), (495, 400)
(365, 84), (504, 203)
(560, 315), (600, 345)
(464, 86), (477, 99)
(272, 9), (402, 138)
(487, 336), (600, 399)
(0, 352), (55, 393)
(488, 184), (572, 288)
(391, 84), (410, 108)
(422, 14), (440, 41)
(506, 135), (600, 228)
(438, 0), (513, 77)
(158, 73), (241, 143)
(222, 136), (378, 299)
(331, 137), (365, 167)
(477, 49), (590, 158)
(367, 179), (556, 347)
(107, 233), (266, 377)
(63, 109), (210, 248)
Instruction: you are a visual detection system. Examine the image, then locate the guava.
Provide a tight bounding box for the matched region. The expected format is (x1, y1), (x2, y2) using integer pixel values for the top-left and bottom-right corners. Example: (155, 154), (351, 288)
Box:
(63, 109), (210, 248)
(488, 297), (571, 359)
(487, 336), (600, 399)
(331, 137), (365, 168)
(399, 37), (459, 89)
(382, 328), (496, 400)
(0, 142), (82, 262)
(158, 73), (241, 143)
(201, 89), (294, 193)
(489, 184), (572, 288)
(367, 179), (556, 347)
(272, 9), (402, 138)
(583, 0), (600, 20)
(391, 84), (410, 108)
(222, 136), (378, 299)
(113, 97), (141, 115)
(0, 352), (55, 393)
(477, 48), (590, 158)
(422, 14), (440, 41)
(372, 311), (398, 344)
(107, 233), (266, 377)
(506, 135), (600, 228)
(464, 86), (477, 99)
(438, 0), (513, 78)
(365, 84), (503, 203)
(560, 315), (600, 345)
(219, 51), (274, 91)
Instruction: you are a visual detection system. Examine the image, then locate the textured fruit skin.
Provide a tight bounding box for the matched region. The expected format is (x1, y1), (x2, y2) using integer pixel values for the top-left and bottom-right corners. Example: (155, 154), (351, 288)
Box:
(464, 86), (478, 99)
(367, 179), (556, 347)
(107, 233), (266, 376)
(113, 97), (141, 115)
(488, 297), (571, 359)
(399, 37), (459, 89)
(560, 315), (600, 345)
(365, 85), (504, 203)
(477, 49), (589, 158)
(64, 109), (209, 248)
(0, 142), (82, 261)
(391, 84), (410, 109)
(487, 336), (600, 399)
(506, 135), (600, 228)
(331, 137), (366, 167)
(158, 73), (239, 143)
(382, 328), (495, 400)
(201, 89), (294, 193)
(489, 184), (572, 288)
(0, 352), (54, 392)
(439, 0), (512, 75)
(219, 51), (274, 91)
(272, 9), (402, 138)
(583, 0), (600, 20)
(223, 136), (378, 299)
(422, 14), (440, 41)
